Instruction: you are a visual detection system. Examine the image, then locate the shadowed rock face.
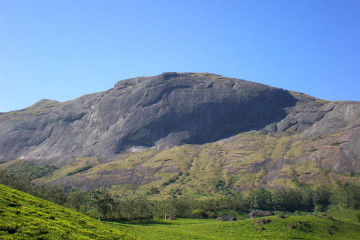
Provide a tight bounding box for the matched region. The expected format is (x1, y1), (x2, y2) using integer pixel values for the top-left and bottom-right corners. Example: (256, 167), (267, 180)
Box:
(0, 72), (357, 170)
(110, 72), (297, 152)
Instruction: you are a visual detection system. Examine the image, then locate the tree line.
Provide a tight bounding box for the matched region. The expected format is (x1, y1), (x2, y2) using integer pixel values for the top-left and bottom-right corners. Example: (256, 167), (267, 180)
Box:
(1, 169), (360, 221)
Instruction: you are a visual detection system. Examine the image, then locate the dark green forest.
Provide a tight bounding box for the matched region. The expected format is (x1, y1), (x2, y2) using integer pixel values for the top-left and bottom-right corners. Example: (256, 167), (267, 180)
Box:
(1, 169), (360, 221)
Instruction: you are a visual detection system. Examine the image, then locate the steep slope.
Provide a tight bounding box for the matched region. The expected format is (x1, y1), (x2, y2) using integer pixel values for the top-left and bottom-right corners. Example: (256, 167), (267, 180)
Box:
(0, 72), (359, 192)
(0, 184), (136, 239)
(33, 123), (360, 195)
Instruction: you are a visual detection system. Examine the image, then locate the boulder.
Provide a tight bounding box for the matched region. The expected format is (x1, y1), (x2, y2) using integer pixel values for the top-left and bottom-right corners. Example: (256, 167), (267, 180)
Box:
(249, 210), (274, 218)
(216, 215), (237, 221)
(256, 227), (266, 231)
(254, 218), (271, 225)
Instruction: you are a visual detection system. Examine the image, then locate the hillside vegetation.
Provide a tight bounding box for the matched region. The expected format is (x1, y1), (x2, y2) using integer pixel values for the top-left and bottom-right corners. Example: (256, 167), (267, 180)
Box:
(23, 129), (359, 199)
(0, 184), (136, 240)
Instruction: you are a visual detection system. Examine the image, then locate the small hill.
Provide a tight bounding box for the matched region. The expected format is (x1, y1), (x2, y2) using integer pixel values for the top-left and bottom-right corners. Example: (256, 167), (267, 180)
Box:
(0, 184), (136, 239)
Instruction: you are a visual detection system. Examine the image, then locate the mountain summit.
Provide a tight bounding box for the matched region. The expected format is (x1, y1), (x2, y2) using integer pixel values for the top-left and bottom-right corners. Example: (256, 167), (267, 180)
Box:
(0, 73), (359, 190)
(0, 73), (305, 162)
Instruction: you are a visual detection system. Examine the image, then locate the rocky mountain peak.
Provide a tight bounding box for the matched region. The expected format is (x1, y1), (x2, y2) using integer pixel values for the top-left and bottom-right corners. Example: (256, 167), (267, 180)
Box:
(0, 73), (358, 173)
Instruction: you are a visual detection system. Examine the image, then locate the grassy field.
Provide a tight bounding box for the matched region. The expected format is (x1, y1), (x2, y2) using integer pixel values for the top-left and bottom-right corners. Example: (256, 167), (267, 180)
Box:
(109, 216), (360, 240)
(0, 184), (135, 240)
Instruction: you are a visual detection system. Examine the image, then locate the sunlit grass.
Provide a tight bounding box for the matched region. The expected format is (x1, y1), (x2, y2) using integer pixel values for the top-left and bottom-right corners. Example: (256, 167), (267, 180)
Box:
(0, 184), (135, 239)
(109, 215), (360, 240)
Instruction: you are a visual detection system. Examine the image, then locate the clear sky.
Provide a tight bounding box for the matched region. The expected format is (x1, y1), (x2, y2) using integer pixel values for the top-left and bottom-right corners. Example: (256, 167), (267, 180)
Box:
(1, 0), (359, 112)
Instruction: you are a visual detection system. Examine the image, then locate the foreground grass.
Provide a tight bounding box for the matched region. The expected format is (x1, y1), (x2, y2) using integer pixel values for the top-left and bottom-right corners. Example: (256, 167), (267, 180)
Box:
(0, 184), (136, 240)
(109, 216), (360, 240)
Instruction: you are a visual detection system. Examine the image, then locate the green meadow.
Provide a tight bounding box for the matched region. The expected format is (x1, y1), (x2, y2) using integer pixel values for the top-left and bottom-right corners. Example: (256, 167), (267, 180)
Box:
(109, 216), (360, 240)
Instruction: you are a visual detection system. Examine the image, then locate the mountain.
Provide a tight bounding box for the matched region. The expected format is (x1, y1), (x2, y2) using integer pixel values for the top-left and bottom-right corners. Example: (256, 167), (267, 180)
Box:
(0, 72), (297, 163)
(0, 72), (359, 194)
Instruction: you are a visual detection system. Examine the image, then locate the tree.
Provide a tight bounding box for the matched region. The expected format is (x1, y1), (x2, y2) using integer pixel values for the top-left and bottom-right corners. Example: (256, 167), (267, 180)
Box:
(66, 190), (90, 212)
(248, 188), (272, 210)
(298, 185), (314, 211)
(330, 183), (360, 209)
(314, 185), (331, 211)
(192, 209), (208, 218)
(89, 189), (115, 220)
(272, 188), (302, 211)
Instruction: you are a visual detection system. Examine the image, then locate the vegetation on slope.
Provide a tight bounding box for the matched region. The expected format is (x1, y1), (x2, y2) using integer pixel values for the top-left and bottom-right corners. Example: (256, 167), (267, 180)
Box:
(0, 159), (57, 181)
(0, 184), (136, 240)
(0, 99), (60, 122)
(1, 168), (360, 222)
(19, 128), (358, 198)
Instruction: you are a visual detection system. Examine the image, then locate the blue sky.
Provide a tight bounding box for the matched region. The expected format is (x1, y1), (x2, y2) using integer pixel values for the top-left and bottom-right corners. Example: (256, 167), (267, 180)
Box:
(1, 0), (359, 112)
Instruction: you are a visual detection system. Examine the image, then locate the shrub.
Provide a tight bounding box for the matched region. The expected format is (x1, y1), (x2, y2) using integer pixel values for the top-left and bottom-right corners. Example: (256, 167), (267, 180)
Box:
(355, 211), (360, 223)
(192, 209), (208, 218)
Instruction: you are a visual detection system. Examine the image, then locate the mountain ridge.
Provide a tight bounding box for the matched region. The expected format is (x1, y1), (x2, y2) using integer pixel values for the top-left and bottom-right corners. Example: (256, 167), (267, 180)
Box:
(0, 72), (359, 193)
(0, 72), (300, 163)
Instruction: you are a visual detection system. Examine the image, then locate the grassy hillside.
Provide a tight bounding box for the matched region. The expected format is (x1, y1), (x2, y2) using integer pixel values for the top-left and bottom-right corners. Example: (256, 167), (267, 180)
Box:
(2, 123), (359, 200)
(26, 129), (358, 199)
(0, 184), (136, 240)
(0, 99), (60, 122)
(110, 216), (360, 240)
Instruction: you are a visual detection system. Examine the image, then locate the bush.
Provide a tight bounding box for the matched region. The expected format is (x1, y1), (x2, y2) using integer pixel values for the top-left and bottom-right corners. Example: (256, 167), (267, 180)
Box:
(67, 165), (92, 176)
(192, 209), (208, 218)
(355, 211), (360, 223)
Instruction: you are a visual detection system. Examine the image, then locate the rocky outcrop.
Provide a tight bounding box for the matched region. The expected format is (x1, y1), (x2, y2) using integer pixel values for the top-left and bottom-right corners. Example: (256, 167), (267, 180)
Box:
(217, 215), (237, 221)
(249, 210), (275, 218)
(254, 218), (271, 225)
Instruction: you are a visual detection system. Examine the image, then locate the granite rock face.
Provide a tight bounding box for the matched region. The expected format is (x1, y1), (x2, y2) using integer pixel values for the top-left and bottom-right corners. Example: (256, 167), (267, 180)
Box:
(0, 72), (359, 171)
